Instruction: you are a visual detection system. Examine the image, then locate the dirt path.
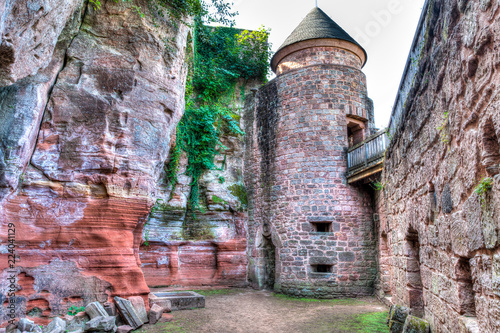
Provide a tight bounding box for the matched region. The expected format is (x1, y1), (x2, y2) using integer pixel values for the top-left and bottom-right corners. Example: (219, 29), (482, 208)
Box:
(139, 288), (389, 333)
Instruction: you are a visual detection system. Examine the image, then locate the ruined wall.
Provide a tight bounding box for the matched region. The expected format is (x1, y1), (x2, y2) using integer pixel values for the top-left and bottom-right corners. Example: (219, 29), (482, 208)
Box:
(378, 0), (500, 332)
(245, 45), (377, 298)
(0, 0), (189, 324)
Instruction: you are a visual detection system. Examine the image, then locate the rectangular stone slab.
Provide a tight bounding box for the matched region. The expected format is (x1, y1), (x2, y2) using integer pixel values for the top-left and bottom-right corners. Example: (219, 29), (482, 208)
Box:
(114, 296), (144, 329)
(151, 291), (205, 311)
(85, 302), (108, 319)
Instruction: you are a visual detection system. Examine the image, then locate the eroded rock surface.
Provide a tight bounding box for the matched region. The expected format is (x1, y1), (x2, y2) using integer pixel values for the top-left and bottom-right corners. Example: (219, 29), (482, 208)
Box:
(0, 0), (189, 324)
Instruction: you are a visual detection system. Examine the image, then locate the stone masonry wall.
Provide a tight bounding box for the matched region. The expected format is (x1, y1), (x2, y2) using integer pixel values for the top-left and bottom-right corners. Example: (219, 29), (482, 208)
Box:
(377, 0), (500, 332)
(245, 45), (377, 297)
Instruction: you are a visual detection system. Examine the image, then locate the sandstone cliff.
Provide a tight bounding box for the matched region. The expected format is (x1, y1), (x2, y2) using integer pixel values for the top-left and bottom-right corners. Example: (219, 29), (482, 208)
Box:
(0, 0), (189, 324)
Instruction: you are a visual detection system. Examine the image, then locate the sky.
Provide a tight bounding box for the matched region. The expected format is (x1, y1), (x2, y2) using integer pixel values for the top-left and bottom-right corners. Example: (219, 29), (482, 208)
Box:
(223, 0), (427, 128)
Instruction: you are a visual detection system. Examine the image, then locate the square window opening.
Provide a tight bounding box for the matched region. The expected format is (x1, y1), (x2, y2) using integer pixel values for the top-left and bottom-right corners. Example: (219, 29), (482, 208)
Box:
(311, 222), (332, 233)
(311, 265), (333, 273)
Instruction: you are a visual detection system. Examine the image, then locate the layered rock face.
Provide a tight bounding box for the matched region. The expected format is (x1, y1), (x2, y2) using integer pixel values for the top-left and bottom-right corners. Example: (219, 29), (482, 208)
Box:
(245, 45), (377, 297)
(377, 0), (500, 331)
(0, 0), (189, 324)
(139, 83), (255, 288)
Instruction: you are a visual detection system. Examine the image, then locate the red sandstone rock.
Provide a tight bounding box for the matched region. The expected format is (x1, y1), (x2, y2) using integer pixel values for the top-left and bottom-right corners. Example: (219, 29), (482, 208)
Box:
(0, 0), (84, 86)
(0, 0), (189, 324)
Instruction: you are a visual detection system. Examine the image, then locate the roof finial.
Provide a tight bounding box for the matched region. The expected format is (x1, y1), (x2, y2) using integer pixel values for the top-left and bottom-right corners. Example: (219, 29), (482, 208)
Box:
(315, 0), (318, 7)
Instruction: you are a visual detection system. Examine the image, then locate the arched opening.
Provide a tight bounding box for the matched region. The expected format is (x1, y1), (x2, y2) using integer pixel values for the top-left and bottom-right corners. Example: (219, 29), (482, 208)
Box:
(406, 228), (424, 317)
(262, 236), (276, 290)
(481, 118), (500, 176)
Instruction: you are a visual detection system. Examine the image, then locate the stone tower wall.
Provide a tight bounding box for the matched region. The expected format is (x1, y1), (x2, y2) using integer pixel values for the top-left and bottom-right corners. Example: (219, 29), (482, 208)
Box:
(245, 45), (377, 297)
(376, 0), (500, 331)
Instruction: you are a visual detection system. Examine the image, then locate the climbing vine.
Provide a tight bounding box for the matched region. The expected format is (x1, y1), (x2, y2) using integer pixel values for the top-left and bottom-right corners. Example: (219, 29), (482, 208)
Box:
(166, 21), (272, 210)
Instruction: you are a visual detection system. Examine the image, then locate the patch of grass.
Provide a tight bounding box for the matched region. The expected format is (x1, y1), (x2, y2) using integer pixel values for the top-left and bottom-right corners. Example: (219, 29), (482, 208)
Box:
(138, 318), (191, 333)
(192, 288), (240, 296)
(272, 293), (365, 306)
(336, 312), (389, 333)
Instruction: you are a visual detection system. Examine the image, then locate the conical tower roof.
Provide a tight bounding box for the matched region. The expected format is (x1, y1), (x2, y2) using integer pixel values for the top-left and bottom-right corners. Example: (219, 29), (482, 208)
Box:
(271, 7), (367, 71)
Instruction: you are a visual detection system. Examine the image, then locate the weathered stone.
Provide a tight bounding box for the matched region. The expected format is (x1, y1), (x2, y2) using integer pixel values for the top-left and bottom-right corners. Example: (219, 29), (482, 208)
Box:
(65, 312), (90, 332)
(391, 305), (411, 324)
(402, 315), (430, 333)
(441, 184), (453, 214)
(18, 318), (35, 332)
(115, 326), (133, 333)
(148, 304), (164, 325)
(150, 292), (205, 311)
(128, 296), (148, 324)
(0, 0), (84, 85)
(44, 317), (66, 333)
(114, 297), (143, 329)
(389, 320), (405, 333)
(85, 302), (108, 319)
(149, 294), (172, 313)
(83, 316), (116, 333)
(0, 0), (190, 324)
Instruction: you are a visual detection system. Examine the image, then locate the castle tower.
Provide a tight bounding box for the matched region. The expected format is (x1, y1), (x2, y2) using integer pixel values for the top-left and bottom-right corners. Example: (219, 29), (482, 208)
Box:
(245, 7), (377, 297)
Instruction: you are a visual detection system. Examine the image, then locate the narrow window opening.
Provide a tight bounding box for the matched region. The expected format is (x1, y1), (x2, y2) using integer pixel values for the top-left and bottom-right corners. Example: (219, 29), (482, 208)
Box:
(406, 228), (424, 318)
(379, 233), (393, 296)
(311, 265), (332, 273)
(455, 258), (476, 317)
(311, 222), (332, 233)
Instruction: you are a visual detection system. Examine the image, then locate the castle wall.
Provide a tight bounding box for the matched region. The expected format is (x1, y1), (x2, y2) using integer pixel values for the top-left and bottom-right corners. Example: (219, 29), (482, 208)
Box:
(245, 46), (377, 297)
(377, 0), (500, 331)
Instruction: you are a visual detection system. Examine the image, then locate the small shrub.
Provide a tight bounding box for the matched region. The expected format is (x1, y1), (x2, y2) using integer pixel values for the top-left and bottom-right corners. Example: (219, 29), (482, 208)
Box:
(474, 177), (493, 206)
(67, 306), (85, 316)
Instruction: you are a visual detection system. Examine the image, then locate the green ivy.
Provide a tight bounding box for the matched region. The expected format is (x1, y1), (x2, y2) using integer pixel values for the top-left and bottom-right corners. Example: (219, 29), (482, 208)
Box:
(165, 19), (271, 211)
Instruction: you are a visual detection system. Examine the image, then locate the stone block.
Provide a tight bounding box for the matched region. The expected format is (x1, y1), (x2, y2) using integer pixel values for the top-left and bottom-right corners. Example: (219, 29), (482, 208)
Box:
(84, 316), (116, 333)
(65, 312), (90, 332)
(441, 184), (453, 214)
(44, 317), (66, 333)
(148, 304), (164, 325)
(338, 252), (355, 262)
(390, 305), (411, 323)
(402, 315), (430, 333)
(85, 302), (108, 319)
(389, 320), (405, 333)
(114, 297), (144, 329)
(18, 318), (35, 332)
(150, 292), (204, 311)
(128, 296), (148, 324)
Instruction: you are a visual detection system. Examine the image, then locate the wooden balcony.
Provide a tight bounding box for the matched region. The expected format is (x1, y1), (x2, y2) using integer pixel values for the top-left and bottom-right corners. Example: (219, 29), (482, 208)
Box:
(347, 130), (388, 183)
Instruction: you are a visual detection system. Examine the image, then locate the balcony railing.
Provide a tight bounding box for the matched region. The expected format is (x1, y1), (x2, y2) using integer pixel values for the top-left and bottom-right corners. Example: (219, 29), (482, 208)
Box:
(347, 130), (388, 179)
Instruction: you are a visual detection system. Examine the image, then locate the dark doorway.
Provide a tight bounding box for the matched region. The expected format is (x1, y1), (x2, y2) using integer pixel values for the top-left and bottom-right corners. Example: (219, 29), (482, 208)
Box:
(262, 236), (276, 290)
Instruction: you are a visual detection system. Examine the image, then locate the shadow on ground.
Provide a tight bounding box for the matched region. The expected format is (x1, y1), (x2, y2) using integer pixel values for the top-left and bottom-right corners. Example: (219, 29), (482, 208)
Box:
(139, 288), (389, 333)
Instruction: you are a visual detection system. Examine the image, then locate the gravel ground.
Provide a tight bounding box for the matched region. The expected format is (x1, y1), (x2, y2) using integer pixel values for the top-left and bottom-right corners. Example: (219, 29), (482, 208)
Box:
(139, 288), (389, 333)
